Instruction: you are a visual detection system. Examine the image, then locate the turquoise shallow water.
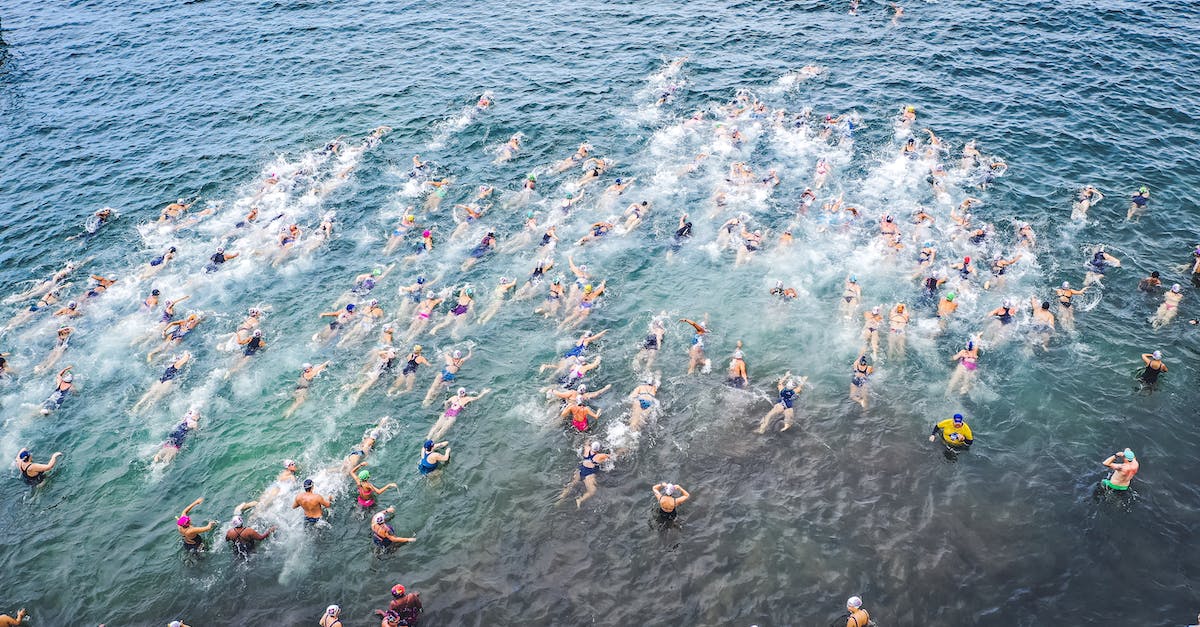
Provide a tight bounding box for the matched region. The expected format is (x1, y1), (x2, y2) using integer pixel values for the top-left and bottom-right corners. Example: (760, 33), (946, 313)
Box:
(3, 1), (1200, 625)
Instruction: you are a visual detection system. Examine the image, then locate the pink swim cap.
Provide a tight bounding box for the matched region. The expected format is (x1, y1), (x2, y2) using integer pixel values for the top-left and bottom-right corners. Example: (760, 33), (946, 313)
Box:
(422, 230), (431, 237)
(177, 515), (191, 527)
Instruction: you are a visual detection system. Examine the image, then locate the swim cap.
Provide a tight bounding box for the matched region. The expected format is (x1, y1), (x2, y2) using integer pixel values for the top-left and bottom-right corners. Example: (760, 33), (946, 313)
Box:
(216, 246), (225, 253)
(1139, 186), (1149, 194)
(405, 214), (415, 222)
(326, 605), (340, 617)
(465, 287), (474, 296)
(885, 214), (893, 222)
(527, 173), (536, 181)
(1152, 350), (1162, 360)
(1062, 281), (1070, 289)
(253, 329), (262, 337)
(615, 178), (623, 184)
(302, 363), (312, 371)
(872, 306), (881, 313)
(177, 516), (190, 527)
(963, 256), (971, 264)
(457, 387), (467, 395)
(1123, 448), (1135, 460)
(1172, 284), (1182, 293)
(848, 596), (863, 608)
(62, 373), (73, 382)
(231, 515), (244, 527)
(357, 469), (370, 481)
(370, 299), (379, 306)
(417, 276), (426, 284)
(953, 413), (964, 423)
(424, 439), (435, 450)
(565, 192), (573, 199)
(849, 275), (857, 283)
(732, 349), (744, 359)
(303, 478), (314, 489)
(68, 301), (77, 308)
(945, 292), (956, 301)
(346, 303), (356, 311)
(283, 459), (297, 469)
(584, 284), (594, 292)
(373, 512), (387, 524)
(414, 344), (423, 351)
(170, 622), (183, 627)
(422, 230), (431, 237)
(152, 289), (160, 295)
(373, 268), (383, 276)
(392, 584), (406, 597)
(453, 350), (462, 358)
(18, 449), (30, 460)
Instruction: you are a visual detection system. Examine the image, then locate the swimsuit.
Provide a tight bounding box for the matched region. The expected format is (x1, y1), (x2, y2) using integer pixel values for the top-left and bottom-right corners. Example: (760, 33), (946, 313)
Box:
(643, 334), (659, 350)
(18, 461), (44, 485)
(418, 451), (439, 474)
(243, 337), (263, 356)
(402, 354), (420, 375)
(997, 307), (1014, 324)
(444, 404), (462, 418)
(452, 304), (469, 316)
(578, 452), (599, 479)
(165, 421), (190, 449)
(357, 484), (375, 508)
(779, 388), (796, 409)
(373, 523), (395, 547)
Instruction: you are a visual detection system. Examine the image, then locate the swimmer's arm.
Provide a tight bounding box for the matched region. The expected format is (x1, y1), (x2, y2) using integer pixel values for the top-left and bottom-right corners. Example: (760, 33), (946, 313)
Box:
(1102, 455), (1119, 469)
(377, 483), (398, 495)
(652, 484), (663, 498)
(182, 497), (204, 517)
(675, 488), (690, 504)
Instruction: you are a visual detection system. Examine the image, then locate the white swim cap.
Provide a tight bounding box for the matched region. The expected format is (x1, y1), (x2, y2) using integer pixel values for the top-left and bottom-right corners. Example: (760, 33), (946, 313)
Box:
(230, 515), (244, 527)
(170, 622), (183, 627)
(847, 596), (863, 609)
(457, 387), (467, 395)
(302, 363), (312, 370)
(373, 512), (387, 524)
(453, 350), (462, 358)
(326, 605), (341, 616)
(1061, 281), (1069, 289)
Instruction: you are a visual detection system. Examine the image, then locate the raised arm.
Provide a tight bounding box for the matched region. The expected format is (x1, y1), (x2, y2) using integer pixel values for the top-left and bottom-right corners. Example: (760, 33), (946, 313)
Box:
(181, 497), (204, 517)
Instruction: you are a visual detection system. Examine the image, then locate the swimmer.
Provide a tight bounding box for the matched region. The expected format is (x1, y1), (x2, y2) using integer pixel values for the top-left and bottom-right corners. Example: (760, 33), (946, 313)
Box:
(947, 339), (980, 395)
(622, 200), (651, 232)
(425, 178), (452, 211)
(561, 396), (600, 433)
(147, 313), (201, 362)
(936, 292), (958, 329)
(1084, 248), (1121, 286)
(383, 214), (418, 255)
(633, 318), (667, 371)
(862, 306), (883, 360)
(350, 465), (398, 509)
(727, 341), (749, 388)
(139, 246), (178, 279)
(0, 608), (27, 626)
(769, 280), (799, 300)
(604, 176), (634, 197)
(1101, 448), (1138, 491)
(1016, 221), (1036, 249)
(929, 413), (973, 449)
(204, 246), (239, 273)
(450, 203), (486, 240)
(477, 276), (518, 325)
(417, 439), (450, 475)
(1029, 297), (1056, 351)
(680, 317), (711, 374)
(150, 294), (190, 331)
(1137, 350), (1167, 389)
(1127, 186), (1150, 221)
(158, 198), (193, 222)
(652, 482), (691, 523)
(39, 366), (75, 416)
(987, 299), (1017, 334)
(1151, 284), (1183, 329)
(379, 584), (423, 625)
(576, 220), (615, 246)
(0, 352), (11, 379)
(756, 373), (806, 433)
(625, 373), (661, 432)
(423, 347), (473, 406)
(533, 275), (567, 318)
(540, 330), (608, 375)
(316, 303), (357, 343)
(176, 497), (217, 552)
(429, 286), (475, 337)
(494, 134), (522, 163)
(272, 224), (303, 266)
(226, 329), (267, 377)
(559, 280), (606, 330)
(396, 274), (436, 318)
(559, 190), (584, 216)
(342, 416), (390, 474)
(352, 265), (395, 297)
(284, 361), (330, 418)
(14, 448), (63, 486)
(668, 213), (694, 256)
(550, 142), (591, 174)
(841, 275), (861, 318)
(1055, 281), (1088, 331)
(427, 387), (491, 441)
(292, 479), (333, 526)
(388, 344), (431, 395)
(5, 283), (69, 332)
(460, 232), (496, 271)
(32, 325), (73, 375)
(983, 253), (1021, 290)
(152, 408), (201, 465)
(839, 596), (870, 627)
(887, 303), (910, 360)
(349, 346), (398, 405)
(557, 441), (612, 509)
(1072, 185), (1104, 220)
(849, 353), (873, 410)
(371, 507), (416, 549)
(577, 157), (609, 187)
(6, 260), (81, 304)
(133, 352), (191, 413)
(736, 227), (764, 266)
(1139, 270), (1162, 292)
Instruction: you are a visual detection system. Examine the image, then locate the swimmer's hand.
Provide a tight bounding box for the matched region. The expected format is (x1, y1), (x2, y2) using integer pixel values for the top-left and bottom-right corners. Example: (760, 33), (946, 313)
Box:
(928, 435), (937, 442)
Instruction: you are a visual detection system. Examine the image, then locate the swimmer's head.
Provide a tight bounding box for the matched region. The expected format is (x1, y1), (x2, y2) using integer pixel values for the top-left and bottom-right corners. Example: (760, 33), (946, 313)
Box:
(885, 214), (894, 222)
(152, 289), (160, 296)
(422, 230), (432, 238)
(1041, 301), (1051, 310)
(326, 605), (341, 617)
(303, 479), (314, 491)
(1139, 186), (1149, 194)
(416, 276), (426, 284)
(405, 214), (415, 222)
(216, 246), (225, 254)
(583, 284), (594, 293)
(457, 387), (467, 396)
(848, 275), (857, 283)
(424, 439), (435, 451)
(177, 516), (191, 527)
(413, 345), (423, 352)
(357, 469), (370, 481)
(283, 459), (297, 469)
(952, 414), (964, 424)
(966, 340), (974, 350)
(527, 173), (536, 181)
(392, 584), (406, 597)
(452, 349), (462, 359)
(1062, 281), (1070, 289)
(872, 305), (881, 314)
(896, 303), (905, 312)
(373, 512), (387, 524)
(858, 355), (868, 365)
(253, 329), (262, 337)
(1002, 299), (1012, 308)
(848, 596), (863, 609)
(369, 299), (379, 306)
(373, 267), (383, 277)
(18, 449), (30, 461)
(231, 515), (244, 528)
(776, 280), (784, 288)
(1151, 271), (1161, 278)
(68, 301), (78, 309)
(1123, 448), (1135, 460)
(62, 373), (73, 383)
(945, 293), (956, 302)
(565, 192), (573, 199)
(345, 303), (356, 312)
(1152, 350), (1162, 360)
(1172, 284), (1182, 293)
(963, 256), (971, 264)
(732, 349), (744, 359)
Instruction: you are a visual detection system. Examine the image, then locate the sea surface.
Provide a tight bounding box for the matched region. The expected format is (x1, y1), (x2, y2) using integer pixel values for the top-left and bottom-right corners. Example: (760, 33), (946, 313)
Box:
(2, 1), (1200, 625)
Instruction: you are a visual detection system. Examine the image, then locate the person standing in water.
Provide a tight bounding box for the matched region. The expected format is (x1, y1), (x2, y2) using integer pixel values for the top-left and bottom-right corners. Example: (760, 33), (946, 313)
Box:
(1137, 350), (1167, 389)
(14, 448), (64, 486)
(225, 515), (276, 558)
(371, 507), (417, 550)
(176, 497), (217, 552)
(418, 439), (450, 475)
(350, 466), (398, 509)
(1029, 297), (1056, 351)
(838, 596), (870, 627)
(293, 478), (333, 526)
(652, 482), (691, 523)
(1101, 448), (1139, 492)
(929, 413), (973, 449)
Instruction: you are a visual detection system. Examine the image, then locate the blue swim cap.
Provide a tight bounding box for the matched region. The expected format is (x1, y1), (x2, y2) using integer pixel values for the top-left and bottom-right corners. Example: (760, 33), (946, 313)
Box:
(346, 303), (355, 311)
(417, 276), (426, 284)
(424, 439), (434, 450)
(849, 275), (857, 283)
(953, 413), (964, 422)
(1123, 448), (1135, 460)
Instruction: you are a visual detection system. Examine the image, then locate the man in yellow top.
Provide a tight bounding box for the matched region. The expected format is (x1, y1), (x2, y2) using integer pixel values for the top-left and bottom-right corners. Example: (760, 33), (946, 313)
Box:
(929, 413), (973, 448)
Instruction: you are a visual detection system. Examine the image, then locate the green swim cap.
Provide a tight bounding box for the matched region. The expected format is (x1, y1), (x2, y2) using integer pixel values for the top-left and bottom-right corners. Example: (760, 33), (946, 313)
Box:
(357, 469), (370, 480)
(946, 292), (956, 301)
(373, 268), (383, 276)
(527, 173), (536, 181)
(1123, 448), (1135, 460)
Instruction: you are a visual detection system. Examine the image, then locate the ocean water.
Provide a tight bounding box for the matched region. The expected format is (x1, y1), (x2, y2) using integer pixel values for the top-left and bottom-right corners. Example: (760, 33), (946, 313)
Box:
(2, 1), (1200, 625)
